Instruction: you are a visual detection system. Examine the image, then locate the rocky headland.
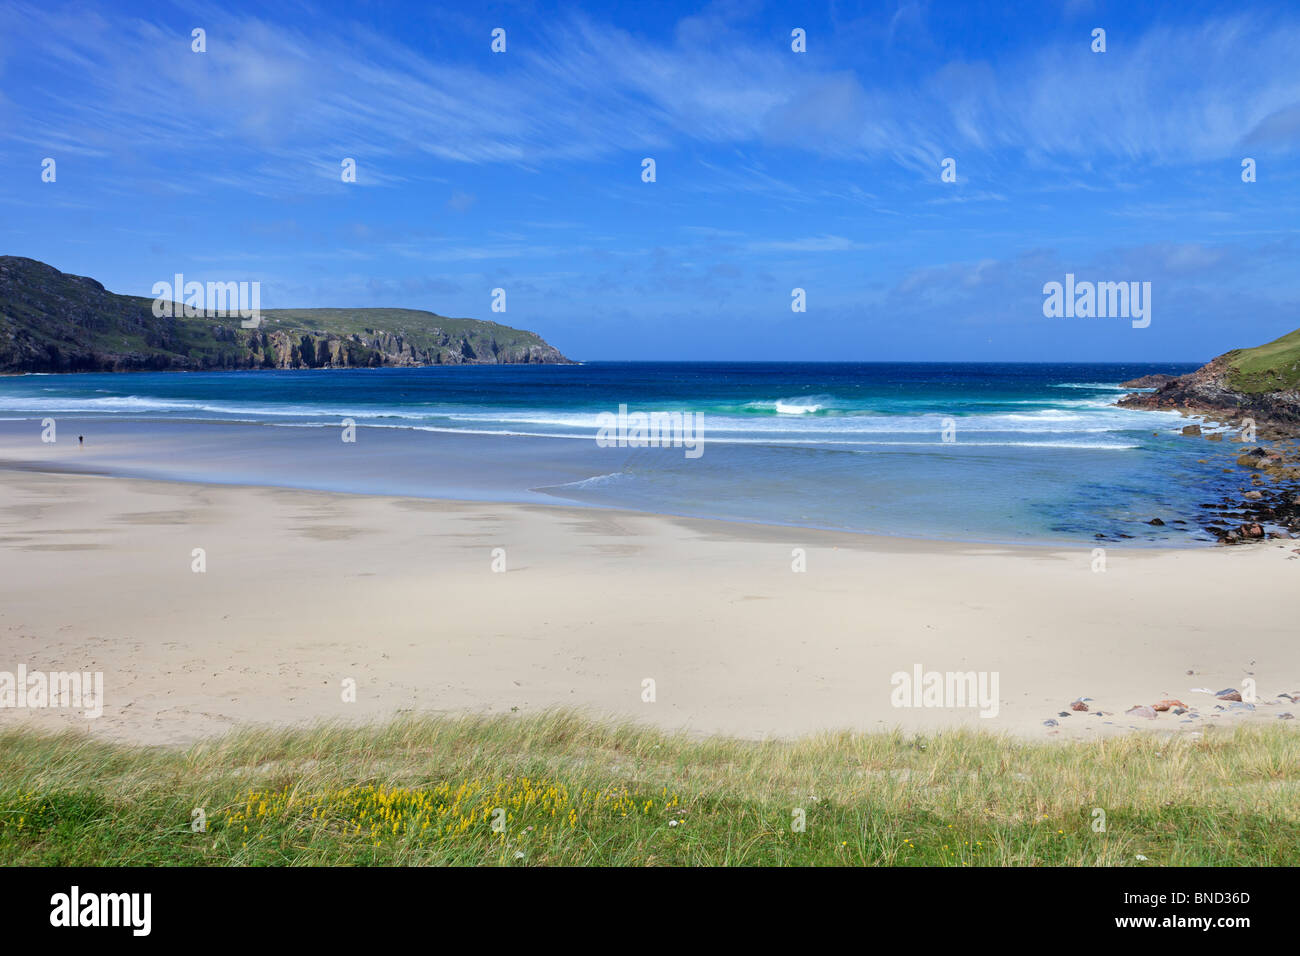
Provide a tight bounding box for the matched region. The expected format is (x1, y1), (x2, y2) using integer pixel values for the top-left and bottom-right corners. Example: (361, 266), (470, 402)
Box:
(1119, 329), (1300, 435)
(0, 256), (573, 372)
(1118, 328), (1300, 545)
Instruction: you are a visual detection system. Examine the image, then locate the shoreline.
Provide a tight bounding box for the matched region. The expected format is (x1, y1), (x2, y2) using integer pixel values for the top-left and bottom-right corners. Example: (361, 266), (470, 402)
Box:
(1114, 398), (1300, 545)
(1, 466), (1296, 748)
(0, 412), (1268, 549)
(0, 450), (1213, 553)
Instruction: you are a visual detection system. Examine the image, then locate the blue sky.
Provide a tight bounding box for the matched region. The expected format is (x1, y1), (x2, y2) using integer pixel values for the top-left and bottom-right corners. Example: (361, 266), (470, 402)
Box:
(1, 0), (1297, 361)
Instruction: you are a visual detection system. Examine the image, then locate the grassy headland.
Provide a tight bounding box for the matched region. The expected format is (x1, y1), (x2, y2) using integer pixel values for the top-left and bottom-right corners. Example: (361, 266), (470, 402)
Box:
(0, 712), (1295, 866)
(1224, 327), (1300, 394)
(0, 256), (571, 371)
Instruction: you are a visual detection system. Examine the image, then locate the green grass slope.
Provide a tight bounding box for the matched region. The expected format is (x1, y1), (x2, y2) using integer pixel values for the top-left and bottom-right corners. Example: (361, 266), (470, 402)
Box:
(1224, 327), (1300, 394)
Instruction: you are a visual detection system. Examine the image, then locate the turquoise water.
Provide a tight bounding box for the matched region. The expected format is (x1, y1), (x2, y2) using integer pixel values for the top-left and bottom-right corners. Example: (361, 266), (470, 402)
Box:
(0, 361), (1241, 544)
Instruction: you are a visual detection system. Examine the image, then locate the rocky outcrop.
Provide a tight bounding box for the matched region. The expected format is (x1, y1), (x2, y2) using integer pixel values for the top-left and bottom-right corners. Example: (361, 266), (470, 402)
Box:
(1118, 353), (1300, 436)
(1116, 328), (1300, 545)
(0, 256), (573, 372)
(1119, 373), (1178, 388)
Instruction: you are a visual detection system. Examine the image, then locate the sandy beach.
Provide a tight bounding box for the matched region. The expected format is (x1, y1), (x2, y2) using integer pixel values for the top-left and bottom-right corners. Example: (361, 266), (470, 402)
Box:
(1, 452), (1296, 746)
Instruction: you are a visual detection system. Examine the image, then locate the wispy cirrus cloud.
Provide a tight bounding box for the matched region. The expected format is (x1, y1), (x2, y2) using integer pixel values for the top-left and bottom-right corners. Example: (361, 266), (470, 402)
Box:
(746, 234), (873, 253)
(5, 0), (1300, 362)
(4, 0), (1299, 200)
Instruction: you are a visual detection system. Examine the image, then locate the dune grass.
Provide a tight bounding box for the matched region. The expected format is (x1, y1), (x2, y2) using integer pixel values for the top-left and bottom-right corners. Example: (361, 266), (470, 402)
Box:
(0, 712), (1295, 866)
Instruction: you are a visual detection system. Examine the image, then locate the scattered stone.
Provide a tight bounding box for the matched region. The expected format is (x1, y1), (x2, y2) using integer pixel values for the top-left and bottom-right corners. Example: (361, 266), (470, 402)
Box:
(1070, 699), (1089, 712)
(1149, 517), (1165, 526)
(1152, 699), (1187, 712)
(1126, 705), (1158, 720)
(1280, 713), (1295, 720)
(1215, 688), (1243, 701)
(1181, 424), (1202, 436)
(1243, 490), (1263, 499)
(1043, 719), (1058, 727)
(1057, 711), (1071, 718)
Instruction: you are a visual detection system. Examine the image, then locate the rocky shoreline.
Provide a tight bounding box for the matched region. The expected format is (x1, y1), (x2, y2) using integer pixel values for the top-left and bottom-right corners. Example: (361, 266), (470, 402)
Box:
(1118, 355), (1300, 434)
(1118, 373), (1300, 546)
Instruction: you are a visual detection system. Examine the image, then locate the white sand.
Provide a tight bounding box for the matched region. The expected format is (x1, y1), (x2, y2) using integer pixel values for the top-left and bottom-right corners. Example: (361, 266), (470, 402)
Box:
(0, 468), (1296, 745)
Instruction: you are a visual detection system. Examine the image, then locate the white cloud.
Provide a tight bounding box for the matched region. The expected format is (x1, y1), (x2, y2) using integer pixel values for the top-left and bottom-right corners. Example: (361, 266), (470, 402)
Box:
(2, 1), (1298, 199)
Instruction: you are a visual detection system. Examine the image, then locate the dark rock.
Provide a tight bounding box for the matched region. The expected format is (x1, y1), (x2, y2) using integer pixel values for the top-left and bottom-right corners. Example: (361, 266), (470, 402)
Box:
(1116, 348), (1300, 436)
(1120, 373), (1178, 388)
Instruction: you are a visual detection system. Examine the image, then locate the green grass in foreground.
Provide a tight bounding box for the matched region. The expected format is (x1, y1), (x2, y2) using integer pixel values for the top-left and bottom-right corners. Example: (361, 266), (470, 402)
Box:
(0, 712), (1296, 866)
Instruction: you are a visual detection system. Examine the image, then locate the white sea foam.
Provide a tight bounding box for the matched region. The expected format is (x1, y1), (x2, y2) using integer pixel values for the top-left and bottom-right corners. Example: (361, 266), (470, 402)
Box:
(0, 377), (1190, 450)
(1051, 382), (1131, 390)
(548, 472), (629, 490)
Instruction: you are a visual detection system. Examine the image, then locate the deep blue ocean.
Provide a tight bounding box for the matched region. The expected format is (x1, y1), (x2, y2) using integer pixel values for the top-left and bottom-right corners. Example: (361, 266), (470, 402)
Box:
(0, 361), (1245, 544)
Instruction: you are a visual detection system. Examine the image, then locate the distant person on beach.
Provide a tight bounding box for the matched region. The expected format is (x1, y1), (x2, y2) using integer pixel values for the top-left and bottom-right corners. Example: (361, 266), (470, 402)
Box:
(78, 435), (83, 446)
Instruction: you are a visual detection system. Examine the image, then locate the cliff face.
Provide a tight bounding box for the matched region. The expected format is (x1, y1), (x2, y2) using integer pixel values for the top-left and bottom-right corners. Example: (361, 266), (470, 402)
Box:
(0, 256), (573, 372)
(1119, 330), (1300, 434)
(223, 323), (569, 369)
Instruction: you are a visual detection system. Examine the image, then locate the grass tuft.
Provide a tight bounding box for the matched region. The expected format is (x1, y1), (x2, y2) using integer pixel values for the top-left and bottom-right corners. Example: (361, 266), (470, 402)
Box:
(0, 711), (1295, 866)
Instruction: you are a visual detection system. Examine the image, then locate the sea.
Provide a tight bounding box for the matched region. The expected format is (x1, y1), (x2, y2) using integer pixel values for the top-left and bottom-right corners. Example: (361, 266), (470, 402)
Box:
(0, 361), (1245, 545)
